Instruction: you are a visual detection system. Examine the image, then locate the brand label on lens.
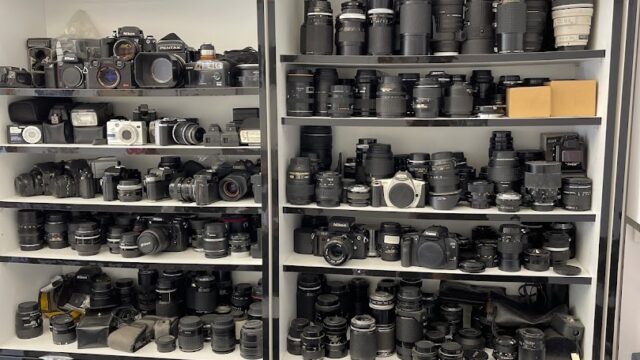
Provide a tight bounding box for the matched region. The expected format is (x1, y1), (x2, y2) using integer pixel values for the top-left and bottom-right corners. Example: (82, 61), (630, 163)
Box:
(383, 235), (400, 245)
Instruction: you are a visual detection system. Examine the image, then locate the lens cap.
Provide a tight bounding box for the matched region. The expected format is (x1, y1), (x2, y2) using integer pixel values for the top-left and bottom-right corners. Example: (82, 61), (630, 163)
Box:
(553, 264), (582, 276)
(459, 260), (486, 274)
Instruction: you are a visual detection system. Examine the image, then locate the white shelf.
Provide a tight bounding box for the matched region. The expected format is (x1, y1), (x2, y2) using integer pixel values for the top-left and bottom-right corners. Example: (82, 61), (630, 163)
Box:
(282, 350), (495, 360)
(0, 143), (261, 156)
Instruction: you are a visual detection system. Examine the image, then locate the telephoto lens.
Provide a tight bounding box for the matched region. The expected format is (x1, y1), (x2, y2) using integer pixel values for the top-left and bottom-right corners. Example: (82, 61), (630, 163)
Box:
(350, 277), (371, 316)
(336, 1), (367, 55)
(315, 68), (339, 116)
(443, 75), (474, 117)
(461, 0), (495, 54)
(302, 324), (325, 360)
(498, 224), (523, 272)
(523, 248), (551, 271)
(17, 210), (44, 251)
(288, 69), (315, 117)
(117, 179), (143, 202)
(496, 0), (527, 53)
(51, 314), (76, 345)
(323, 316), (349, 358)
(287, 157), (316, 205)
(370, 291), (396, 357)
(107, 225), (127, 254)
(288, 318), (310, 355)
(354, 70), (379, 116)
(543, 230), (571, 266)
(468, 180), (494, 209)
(350, 315), (378, 360)
(496, 192), (522, 212)
(429, 152), (461, 210)
(178, 316), (204, 352)
(367, 0), (395, 55)
(398, 0), (432, 55)
(365, 143), (395, 181)
(377, 76), (407, 118)
(302, 0), (334, 55)
(297, 274), (322, 321)
(432, 0), (465, 55)
(329, 85), (354, 117)
(379, 222), (402, 261)
(44, 212), (68, 249)
(489, 131), (514, 158)
(316, 171), (343, 207)
(524, 161), (562, 212)
(551, 0), (594, 50)
(476, 242), (498, 268)
(15, 301), (43, 339)
(211, 315), (236, 354)
(493, 335), (518, 360)
(190, 275), (217, 314)
(75, 221), (102, 256)
(301, 126), (333, 171)
(440, 303), (463, 336)
(202, 222), (228, 259)
(525, 0), (549, 52)
(562, 177), (592, 211)
(156, 277), (180, 317)
(438, 341), (464, 360)
(401, 73), (420, 116)
(240, 320), (263, 359)
(454, 328), (485, 351)
(413, 340), (438, 360)
(414, 77), (442, 118)
(470, 70), (495, 110)
(396, 286), (427, 359)
(315, 294), (341, 325)
(488, 150), (521, 193)
(516, 327), (545, 360)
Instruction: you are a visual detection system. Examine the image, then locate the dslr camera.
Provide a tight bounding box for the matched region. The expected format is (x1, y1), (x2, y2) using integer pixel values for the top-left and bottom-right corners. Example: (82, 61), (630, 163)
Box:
(106, 119), (147, 146)
(14, 162), (64, 196)
(51, 159), (96, 199)
(0, 67), (33, 87)
(169, 169), (220, 206)
(371, 171), (427, 208)
(323, 217), (370, 266)
(143, 157), (182, 201)
(86, 57), (135, 89)
(137, 216), (190, 254)
(401, 225), (459, 270)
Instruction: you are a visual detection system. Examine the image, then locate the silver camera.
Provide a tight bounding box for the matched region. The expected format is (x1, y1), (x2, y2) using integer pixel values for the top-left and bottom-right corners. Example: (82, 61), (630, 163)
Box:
(106, 120), (147, 146)
(371, 171), (427, 208)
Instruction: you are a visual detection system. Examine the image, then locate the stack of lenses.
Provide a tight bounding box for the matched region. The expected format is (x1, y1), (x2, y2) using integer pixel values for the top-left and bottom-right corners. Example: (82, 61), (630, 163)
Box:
(301, 0), (334, 55)
(347, 184), (371, 207)
(323, 316), (349, 358)
(370, 291), (396, 357)
(367, 0), (395, 55)
(395, 286), (426, 358)
(468, 180), (494, 209)
(336, 1), (367, 55)
(496, 0), (527, 53)
(287, 318), (310, 355)
(354, 70), (379, 116)
(562, 177), (592, 211)
(287, 69), (315, 117)
(211, 315), (236, 354)
(551, 0), (594, 50)
(120, 231), (141, 258)
(300, 126), (333, 171)
(107, 225), (126, 254)
(240, 320), (263, 359)
(314, 294), (341, 324)
(489, 131), (514, 158)
(543, 230), (571, 266)
(414, 77), (442, 118)
(18, 210), (44, 251)
(377, 76), (407, 118)
(329, 85), (354, 117)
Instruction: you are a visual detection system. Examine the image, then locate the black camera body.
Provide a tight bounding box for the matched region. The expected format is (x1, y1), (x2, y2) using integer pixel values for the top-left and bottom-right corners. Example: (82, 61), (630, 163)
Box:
(193, 169), (221, 205)
(156, 33), (196, 63)
(51, 159), (95, 199)
(542, 132), (587, 174)
(86, 57), (135, 89)
(27, 37), (54, 87)
(401, 225), (459, 269)
(0, 67), (33, 88)
(112, 26), (145, 61)
(57, 53), (86, 89)
(143, 217), (190, 252)
(14, 162), (63, 196)
(7, 124), (43, 144)
(143, 168), (175, 201)
(101, 165), (141, 201)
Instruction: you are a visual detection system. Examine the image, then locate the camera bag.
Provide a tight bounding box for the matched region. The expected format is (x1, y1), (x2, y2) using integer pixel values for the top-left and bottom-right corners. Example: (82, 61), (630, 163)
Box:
(8, 99), (57, 124)
(488, 293), (569, 328)
(107, 321), (151, 353)
(44, 122), (74, 144)
(77, 313), (114, 349)
(74, 125), (106, 144)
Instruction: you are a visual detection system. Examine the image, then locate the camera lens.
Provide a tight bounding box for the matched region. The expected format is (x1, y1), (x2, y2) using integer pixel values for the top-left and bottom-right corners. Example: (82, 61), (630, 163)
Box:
(470, 70), (495, 110)
(316, 171), (343, 207)
(297, 274), (322, 321)
(516, 327), (545, 360)
(314, 68), (339, 116)
(229, 233), (251, 257)
(379, 222), (402, 261)
(324, 234), (355, 266)
(287, 157), (316, 205)
(119, 231), (141, 258)
(43, 212), (68, 249)
(156, 335), (176, 353)
(432, 0), (465, 55)
(414, 77), (442, 118)
(396, 286), (426, 358)
(365, 143), (395, 181)
(324, 280), (349, 319)
(350, 277), (370, 316)
(440, 303), (463, 336)
(287, 69), (315, 117)
(550, 222), (576, 257)
(138, 225), (172, 255)
(189, 218), (208, 251)
(350, 315), (378, 360)
(367, 0), (394, 55)
(562, 177), (592, 211)
(301, 126), (333, 171)
(231, 283), (253, 313)
(377, 76), (407, 118)
(498, 224), (523, 272)
(493, 335), (518, 360)
(543, 230), (571, 266)
(169, 177), (195, 202)
(288, 318), (310, 355)
(15, 301), (43, 339)
(302, 0), (334, 55)
(476, 242), (498, 268)
(97, 65), (121, 89)
(406, 153), (430, 182)
(51, 314), (76, 345)
(178, 316), (204, 352)
(398, 0), (432, 55)
(315, 293), (341, 324)
(488, 150), (520, 193)
(461, 0), (495, 54)
(370, 291), (396, 357)
(117, 179), (143, 202)
(156, 277), (180, 317)
(429, 152), (460, 210)
(75, 221), (101, 256)
(173, 121), (205, 145)
(468, 180), (494, 209)
(346, 184), (371, 207)
(551, 0), (594, 50)
(496, 192), (522, 213)
(426, 330), (446, 346)
(90, 276), (117, 310)
(489, 131), (514, 157)
(210, 314), (235, 353)
(219, 172), (250, 202)
(496, 0), (527, 53)
(400, 73), (420, 117)
(413, 340), (438, 360)
(301, 324), (325, 360)
(202, 222), (228, 259)
(524, 161), (562, 212)
(192, 275), (217, 314)
(354, 70), (379, 116)
(375, 279), (398, 296)
(106, 225), (126, 254)
(232, 309), (248, 340)
(115, 278), (136, 306)
(322, 316), (348, 358)
(438, 341), (464, 360)
(422, 292), (438, 321)
(523, 248), (551, 271)
(17, 210), (44, 251)
(336, 1), (367, 55)
(329, 85), (355, 117)
(525, 0), (549, 52)
(454, 328), (485, 351)
(240, 320), (263, 359)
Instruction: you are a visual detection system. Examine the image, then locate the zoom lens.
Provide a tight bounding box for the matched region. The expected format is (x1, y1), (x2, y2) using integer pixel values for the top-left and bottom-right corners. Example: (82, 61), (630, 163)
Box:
(350, 315), (378, 360)
(524, 161), (562, 212)
(156, 277), (180, 317)
(301, 0), (334, 55)
(516, 327), (545, 360)
(498, 224), (523, 272)
(368, 0), (395, 55)
(523, 248), (551, 271)
(211, 315), (236, 354)
(240, 320), (263, 359)
(414, 77), (442, 118)
(562, 177), (592, 211)
(399, 0), (433, 55)
(470, 70), (495, 110)
(496, 0), (527, 53)
(179, 316), (204, 352)
(297, 274), (322, 321)
(44, 212), (68, 249)
(379, 222), (402, 261)
(173, 121), (205, 145)
(552, 0), (594, 50)
(462, 0), (495, 54)
(396, 286), (426, 358)
(18, 210), (44, 251)
(301, 126), (333, 171)
(15, 301), (43, 340)
(203, 222), (228, 259)
(432, 0), (465, 55)
(488, 150), (520, 193)
(443, 75), (473, 116)
(370, 291), (396, 357)
(219, 173), (250, 202)
(287, 157), (316, 205)
(287, 69), (315, 117)
(429, 152), (460, 210)
(350, 277), (371, 316)
(354, 70), (379, 116)
(329, 85), (354, 117)
(314, 68), (339, 116)
(377, 76), (407, 118)
(336, 1), (367, 55)
(323, 316), (348, 358)
(324, 235), (354, 266)
(75, 221), (101, 256)
(525, 0), (549, 52)
(400, 73), (420, 116)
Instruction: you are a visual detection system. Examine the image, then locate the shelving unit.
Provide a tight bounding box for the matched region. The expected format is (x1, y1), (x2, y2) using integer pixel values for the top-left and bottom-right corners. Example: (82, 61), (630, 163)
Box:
(282, 116), (603, 127)
(0, 87), (259, 97)
(0, 144), (261, 156)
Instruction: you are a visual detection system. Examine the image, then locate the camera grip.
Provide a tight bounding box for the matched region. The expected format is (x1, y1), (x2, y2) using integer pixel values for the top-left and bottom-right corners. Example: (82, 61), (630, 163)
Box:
(400, 237), (412, 268)
(371, 182), (384, 207)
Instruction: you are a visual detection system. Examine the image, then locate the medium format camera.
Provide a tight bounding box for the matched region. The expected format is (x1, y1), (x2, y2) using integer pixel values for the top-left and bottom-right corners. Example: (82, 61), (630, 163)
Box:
(323, 217), (370, 266)
(86, 57), (135, 89)
(401, 225), (459, 270)
(137, 217), (190, 254)
(134, 33), (195, 88)
(106, 120), (147, 146)
(371, 171), (426, 208)
(7, 125), (43, 144)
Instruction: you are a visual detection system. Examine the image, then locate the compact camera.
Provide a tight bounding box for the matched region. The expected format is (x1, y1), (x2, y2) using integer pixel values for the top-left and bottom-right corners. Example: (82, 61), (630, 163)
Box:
(87, 57), (135, 89)
(401, 225), (459, 270)
(137, 216), (190, 254)
(371, 171), (427, 208)
(0, 67), (33, 88)
(7, 125), (43, 144)
(106, 120), (147, 146)
(57, 53), (87, 89)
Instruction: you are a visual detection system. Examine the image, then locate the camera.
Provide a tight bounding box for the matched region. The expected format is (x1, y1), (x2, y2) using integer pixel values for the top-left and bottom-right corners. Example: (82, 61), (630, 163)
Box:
(106, 120), (147, 146)
(137, 217), (190, 255)
(27, 38), (54, 87)
(50, 160), (95, 198)
(185, 44), (232, 88)
(112, 26), (145, 62)
(101, 165), (141, 201)
(401, 226), (459, 270)
(542, 132), (587, 174)
(217, 160), (258, 202)
(15, 162), (63, 196)
(371, 171), (426, 208)
(169, 169), (220, 205)
(86, 57), (135, 89)
(132, 104), (157, 122)
(7, 125), (43, 144)
(57, 53), (86, 89)
(323, 217), (369, 266)
(134, 33), (194, 88)
(143, 156), (181, 201)
(0, 67), (32, 88)
(151, 118), (203, 146)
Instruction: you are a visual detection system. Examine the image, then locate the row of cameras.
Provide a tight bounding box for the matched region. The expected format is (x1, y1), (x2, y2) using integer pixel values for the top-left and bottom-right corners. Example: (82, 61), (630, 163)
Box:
(17, 267), (263, 357)
(291, 275), (584, 360)
(288, 129), (592, 212)
(16, 210), (262, 260)
(294, 216), (581, 276)
(7, 99), (260, 146)
(14, 157), (261, 205)
(300, 0), (594, 56)
(287, 69), (557, 119)
(0, 26), (259, 89)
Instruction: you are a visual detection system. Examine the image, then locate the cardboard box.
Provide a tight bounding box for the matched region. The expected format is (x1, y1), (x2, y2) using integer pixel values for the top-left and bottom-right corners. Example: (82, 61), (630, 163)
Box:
(549, 80), (597, 116)
(507, 86), (551, 118)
